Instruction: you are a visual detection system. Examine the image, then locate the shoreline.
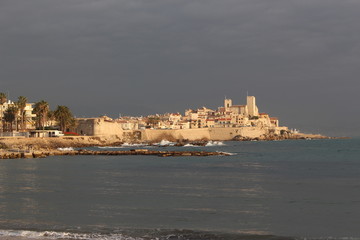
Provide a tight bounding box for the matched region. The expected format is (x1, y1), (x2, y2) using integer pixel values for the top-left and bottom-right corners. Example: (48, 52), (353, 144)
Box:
(0, 132), (337, 150)
(0, 133), (340, 159)
(0, 133), (343, 159)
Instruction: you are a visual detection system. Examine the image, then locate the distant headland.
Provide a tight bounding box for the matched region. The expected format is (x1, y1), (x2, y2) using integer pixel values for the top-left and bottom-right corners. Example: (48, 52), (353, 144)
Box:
(73, 95), (330, 143)
(0, 93), (332, 153)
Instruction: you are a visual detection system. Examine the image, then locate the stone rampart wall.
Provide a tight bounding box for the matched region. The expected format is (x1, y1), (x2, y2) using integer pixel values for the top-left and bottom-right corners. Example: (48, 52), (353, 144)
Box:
(94, 120), (123, 138)
(75, 118), (286, 142)
(140, 128), (211, 142)
(75, 119), (96, 136)
(208, 127), (267, 140)
(140, 127), (269, 142)
(75, 118), (123, 138)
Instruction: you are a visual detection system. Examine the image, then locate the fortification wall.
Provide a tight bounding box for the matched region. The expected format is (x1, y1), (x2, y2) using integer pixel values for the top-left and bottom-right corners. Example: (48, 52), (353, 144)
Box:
(75, 118), (284, 142)
(75, 118), (124, 139)
(208, 127), (267, 140)
(75, 119), (96, 136)
(140, 128), (211, 142)
(140, 127), (268, 142)
(94, 120), (123, 138)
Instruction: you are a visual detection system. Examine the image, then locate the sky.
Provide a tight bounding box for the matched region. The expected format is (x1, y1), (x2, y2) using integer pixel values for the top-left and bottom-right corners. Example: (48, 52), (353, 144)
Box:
(0, 0), (359, 137)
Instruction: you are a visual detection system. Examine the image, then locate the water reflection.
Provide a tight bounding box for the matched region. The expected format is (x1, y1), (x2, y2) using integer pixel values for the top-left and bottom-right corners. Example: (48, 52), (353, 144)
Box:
(0, 159), (42, 225)
(2, 139), (357, 237)
(0, 154), (272, 233)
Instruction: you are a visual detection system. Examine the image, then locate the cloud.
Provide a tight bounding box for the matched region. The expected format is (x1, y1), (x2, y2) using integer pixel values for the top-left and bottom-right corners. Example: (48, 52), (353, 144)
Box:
(0, 0), (359, 135)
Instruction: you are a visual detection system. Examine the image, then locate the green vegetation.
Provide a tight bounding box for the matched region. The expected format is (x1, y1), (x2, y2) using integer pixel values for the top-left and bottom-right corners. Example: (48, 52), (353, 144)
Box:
(33, 100), (50, 130)
(54, 105), (75, 132)
(0, 93), (75, 133)
(0, 92), (7, 132)
(16, 96), (27, 130)
(147, 117), (160, 128)
(3, 106), (18, 132)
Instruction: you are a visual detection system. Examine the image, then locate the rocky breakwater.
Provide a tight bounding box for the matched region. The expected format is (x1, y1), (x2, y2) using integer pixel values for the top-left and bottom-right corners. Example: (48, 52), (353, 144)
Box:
(232, 131), (332, 141)
(0, 149), (231, 159)
(78, 149), (230, 157)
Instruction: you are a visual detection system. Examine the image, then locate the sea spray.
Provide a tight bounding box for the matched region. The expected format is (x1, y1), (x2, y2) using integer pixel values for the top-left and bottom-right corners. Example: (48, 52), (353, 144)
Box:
(0, 229), (297, 240)
(205, 141), (225, 147)
(183, 143), (199, 147)
(154, 140), (176, 146)
(57, 147), (74, 151)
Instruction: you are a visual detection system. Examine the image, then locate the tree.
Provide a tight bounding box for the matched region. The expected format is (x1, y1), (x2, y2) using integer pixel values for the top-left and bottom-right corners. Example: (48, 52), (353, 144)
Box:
(54, 105), (75, 132)
(47, 110), (55, 123)
(4, 106), (18, 132)
(0, 92), (7, 132)
(33, 100), (49, 130)
(147, 117), (160, 128)
(16, 96), (28, 130)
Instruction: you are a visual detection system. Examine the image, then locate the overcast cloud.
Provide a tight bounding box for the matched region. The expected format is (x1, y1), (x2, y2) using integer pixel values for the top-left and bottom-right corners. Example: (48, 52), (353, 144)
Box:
(1, 0), (359, 136)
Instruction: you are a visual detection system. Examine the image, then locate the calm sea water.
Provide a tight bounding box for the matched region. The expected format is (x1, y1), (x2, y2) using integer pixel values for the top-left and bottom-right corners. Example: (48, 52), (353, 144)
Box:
(0, 138), (359, 240)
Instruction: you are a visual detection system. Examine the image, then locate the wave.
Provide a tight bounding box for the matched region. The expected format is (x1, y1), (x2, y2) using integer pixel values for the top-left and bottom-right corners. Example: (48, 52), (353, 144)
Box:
(122, 143), (149, 147)
(97, 143), (149, 149)
(0, 230), (132, 240)
(94, 141), (224, 149)
(217, 151), (237, 156)
(205, 141), (225, 147)
(57, 147), (74, 151)
(154, 140), (176, 146)
(183, 143), (199, 147)
(98, 141), (175, 148)
(97, 146), (122, 149)
(1, 229), (359, 240)
(0, 229), (298, 240)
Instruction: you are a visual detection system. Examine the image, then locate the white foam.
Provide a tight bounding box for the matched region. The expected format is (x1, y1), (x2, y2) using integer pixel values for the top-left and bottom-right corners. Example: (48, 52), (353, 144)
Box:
(97, 146), (120, 149)
(57, 147), (74, 151)
(0, 230), (137, 240)
(97, 143), (150, 148)
(205, 141), (225, 147)
(183, 143), (199, 147)
(154, 140), (175, 146)
(217, 151), (237, 156)
(122, 143), (148, 147)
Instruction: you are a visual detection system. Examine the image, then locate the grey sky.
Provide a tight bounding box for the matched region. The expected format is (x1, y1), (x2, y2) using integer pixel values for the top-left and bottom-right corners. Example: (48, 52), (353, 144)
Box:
(1, 0), (359, 136)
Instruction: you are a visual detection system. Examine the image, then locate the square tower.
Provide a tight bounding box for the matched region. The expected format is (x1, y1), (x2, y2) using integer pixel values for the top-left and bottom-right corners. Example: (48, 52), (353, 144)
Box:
(247, 96), (259, 117)
(224, 98), (232, 110)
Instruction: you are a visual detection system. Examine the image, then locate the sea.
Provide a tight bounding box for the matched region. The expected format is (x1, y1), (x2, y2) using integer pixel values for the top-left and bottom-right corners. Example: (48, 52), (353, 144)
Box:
(0, 138), (359, 240)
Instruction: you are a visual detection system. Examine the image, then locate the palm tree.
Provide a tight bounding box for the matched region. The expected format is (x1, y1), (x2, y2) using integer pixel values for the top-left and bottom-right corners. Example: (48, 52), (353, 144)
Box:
(16, 96), (27, 130)
(4, 106), (18, 132)
(0, 92), (7, 132)
(33, 100), (49, 130)
(47, 110), (55, 123)
(54, 105), (75, 132)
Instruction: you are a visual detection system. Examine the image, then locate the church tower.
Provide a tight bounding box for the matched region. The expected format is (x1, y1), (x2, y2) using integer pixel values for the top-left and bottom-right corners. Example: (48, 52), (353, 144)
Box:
(224, 98), (232, 110)
(247, 96), (259, 117)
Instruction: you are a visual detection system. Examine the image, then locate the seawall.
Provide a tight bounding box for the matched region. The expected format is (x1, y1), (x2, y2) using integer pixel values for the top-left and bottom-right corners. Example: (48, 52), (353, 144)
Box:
(140, 127), (269, 142)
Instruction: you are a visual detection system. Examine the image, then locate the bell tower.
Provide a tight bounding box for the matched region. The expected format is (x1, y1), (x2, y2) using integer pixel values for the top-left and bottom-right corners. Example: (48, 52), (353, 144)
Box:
(224, 98), (232, 110)
(247, 96), (259, 117)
